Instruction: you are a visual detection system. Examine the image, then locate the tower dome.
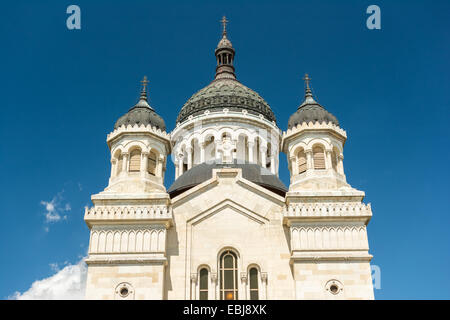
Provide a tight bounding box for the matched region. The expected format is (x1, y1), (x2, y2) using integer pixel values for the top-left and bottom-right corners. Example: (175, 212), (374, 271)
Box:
(288, 74), (339, 129)
(176, 17), (276, 124)
(115, 76), (166, 131)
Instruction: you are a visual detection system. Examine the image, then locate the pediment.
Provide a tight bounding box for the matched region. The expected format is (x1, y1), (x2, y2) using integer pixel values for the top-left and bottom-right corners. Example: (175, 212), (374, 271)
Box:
(187, 199), (269, 226)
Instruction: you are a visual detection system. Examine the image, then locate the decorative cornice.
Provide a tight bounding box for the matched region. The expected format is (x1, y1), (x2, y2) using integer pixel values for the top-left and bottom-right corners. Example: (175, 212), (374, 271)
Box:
(107, 123), (171, 146)
(84, 205), (173, 227)
(282, 121), (347, 149)
(283, 202), (372, 224)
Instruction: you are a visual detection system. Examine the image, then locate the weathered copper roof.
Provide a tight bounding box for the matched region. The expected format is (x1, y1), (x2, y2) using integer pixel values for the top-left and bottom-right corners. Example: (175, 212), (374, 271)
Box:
(114, 77), (166, 131)
(288, 74), (339, 129)
(176, 78), (276, 124)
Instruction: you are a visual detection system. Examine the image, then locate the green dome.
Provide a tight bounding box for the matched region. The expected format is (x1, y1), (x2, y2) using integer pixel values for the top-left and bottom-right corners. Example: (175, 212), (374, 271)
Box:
(176, 78), (276, 124)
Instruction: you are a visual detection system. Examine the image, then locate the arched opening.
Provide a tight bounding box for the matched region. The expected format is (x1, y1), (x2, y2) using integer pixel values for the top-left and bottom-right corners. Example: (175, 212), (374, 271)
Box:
(266, 143), (272, 168)
(129, 149), (141, 172)
(297, 148), (307, 174)
(249, 267), (259, 300)
(148, 150), (157, 175)
(199, 268), (209, 300)
(220, 250), (238, 300)
(313, 145), (326, 170)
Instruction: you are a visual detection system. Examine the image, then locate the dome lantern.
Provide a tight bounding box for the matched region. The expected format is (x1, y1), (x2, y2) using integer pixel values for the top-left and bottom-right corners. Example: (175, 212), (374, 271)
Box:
(214, 16), (236, 80)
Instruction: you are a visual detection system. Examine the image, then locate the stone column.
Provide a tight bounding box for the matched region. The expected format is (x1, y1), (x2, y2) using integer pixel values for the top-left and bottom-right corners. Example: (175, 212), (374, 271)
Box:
(190, 273), (197, 300)
(210, 272), (218, 300)
(186, 146), (193, 170)
(232, 140), (238, 162)
(338, 154), (345, 175)
(290, 156), (298, 176)
(178, 154), (184, 176)
(156, 155), (164, 177)
(122, 152), (129, 173)
(110, 159), (117, 178)
(260, 146), (267, 168)
(305, 149), (313, 172)
(247, 141), (254, 163)
(325, 150), (332, 170)
(141, 152), (149, 176)
(270, 155), (275, 174)
(200, 142), (206, 163)
(261, 272), (268, 300)
(240, 272), (248, 300)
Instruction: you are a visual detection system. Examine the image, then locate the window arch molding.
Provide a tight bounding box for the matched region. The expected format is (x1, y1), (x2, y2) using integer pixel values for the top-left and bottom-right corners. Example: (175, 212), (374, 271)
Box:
(196, 264), (212, 301)
(246, 264), (262, 300)
(217, 247), (241, 301)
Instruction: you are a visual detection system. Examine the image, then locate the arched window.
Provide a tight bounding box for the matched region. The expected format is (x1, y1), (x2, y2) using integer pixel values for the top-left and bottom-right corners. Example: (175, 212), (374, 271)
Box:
(313, 145), (326, 170)
(129, 149), (141, 172)
(199, 268), (209, 300)
(249, 268), (259, 300)
(220, 250), (238, 300)
(148, 151), (157, 175)
(297, 149), (307, 174)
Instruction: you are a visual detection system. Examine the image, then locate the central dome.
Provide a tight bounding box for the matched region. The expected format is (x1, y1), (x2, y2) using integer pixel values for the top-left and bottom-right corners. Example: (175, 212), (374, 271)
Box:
(176, 78), (276, 124)
(176, 19), (276, 125)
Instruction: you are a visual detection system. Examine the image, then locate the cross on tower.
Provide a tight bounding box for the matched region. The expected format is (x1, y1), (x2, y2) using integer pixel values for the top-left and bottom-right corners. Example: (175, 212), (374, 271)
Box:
(303, 73), (311, 89)
(221, 16), (229, 35)
(140, 76), (149, 93)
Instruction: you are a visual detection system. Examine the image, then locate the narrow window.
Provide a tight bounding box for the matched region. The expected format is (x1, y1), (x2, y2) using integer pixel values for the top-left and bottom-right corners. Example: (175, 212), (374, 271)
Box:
(199, 268), (208, 300)
(313, 146), (325, 170)
(249, 268), (259, 300)
(129, 149), (141, 172)
(220, 250), (238, 300)
(148, 151), (157, 175)
(297, 149), (307, 173)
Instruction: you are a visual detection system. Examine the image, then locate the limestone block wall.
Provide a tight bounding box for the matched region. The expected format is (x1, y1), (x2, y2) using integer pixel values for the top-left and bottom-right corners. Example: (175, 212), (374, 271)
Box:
(292, 261), (374, 300)
(85, 263), (165, 300)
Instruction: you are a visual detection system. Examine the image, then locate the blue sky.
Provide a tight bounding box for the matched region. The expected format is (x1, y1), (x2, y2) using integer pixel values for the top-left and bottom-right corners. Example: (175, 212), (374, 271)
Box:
(0, 0), (449, 299)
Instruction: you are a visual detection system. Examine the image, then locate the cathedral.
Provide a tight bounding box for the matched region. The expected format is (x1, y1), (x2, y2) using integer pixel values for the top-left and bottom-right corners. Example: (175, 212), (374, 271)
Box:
(83, 18), (375, 300)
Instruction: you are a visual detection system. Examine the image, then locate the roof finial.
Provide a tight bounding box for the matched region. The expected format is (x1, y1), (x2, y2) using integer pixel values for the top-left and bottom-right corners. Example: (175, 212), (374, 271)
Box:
(140, 75), (149, 100)
(221, 16), (228, 36)
(298, 73), (318, 108)
(303, 73), (312, 97)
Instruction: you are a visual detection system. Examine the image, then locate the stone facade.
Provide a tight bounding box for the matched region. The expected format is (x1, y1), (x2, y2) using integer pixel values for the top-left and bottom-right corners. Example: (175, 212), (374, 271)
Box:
(83, 19), (374, 300)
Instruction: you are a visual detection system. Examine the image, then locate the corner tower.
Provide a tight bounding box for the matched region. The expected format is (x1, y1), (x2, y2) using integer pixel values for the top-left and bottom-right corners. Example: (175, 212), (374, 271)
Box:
(84, 77), (173, 300)
(282, 74), (375, 300)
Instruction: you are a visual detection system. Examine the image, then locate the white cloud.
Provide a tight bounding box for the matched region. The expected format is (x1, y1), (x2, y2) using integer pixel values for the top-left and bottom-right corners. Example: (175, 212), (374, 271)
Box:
(10, 258), (87, 300)
(40, 191), (71, 227)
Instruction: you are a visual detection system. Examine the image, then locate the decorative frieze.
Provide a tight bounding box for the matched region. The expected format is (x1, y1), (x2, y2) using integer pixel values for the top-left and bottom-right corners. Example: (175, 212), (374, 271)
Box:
(89, 225), (166, 254)
(290, 225), (369, 251)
